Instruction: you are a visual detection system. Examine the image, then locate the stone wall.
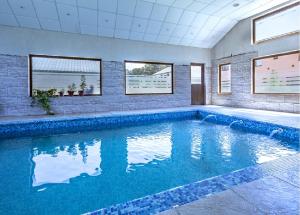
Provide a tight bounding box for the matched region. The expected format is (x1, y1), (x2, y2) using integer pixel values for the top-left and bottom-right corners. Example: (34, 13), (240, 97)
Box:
(211, 52), (300, 113)
(0, 54), (194, 116)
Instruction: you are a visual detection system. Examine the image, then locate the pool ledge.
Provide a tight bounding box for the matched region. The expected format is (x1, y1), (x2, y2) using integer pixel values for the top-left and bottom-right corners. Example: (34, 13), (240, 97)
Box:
(86, 153), (300, 215)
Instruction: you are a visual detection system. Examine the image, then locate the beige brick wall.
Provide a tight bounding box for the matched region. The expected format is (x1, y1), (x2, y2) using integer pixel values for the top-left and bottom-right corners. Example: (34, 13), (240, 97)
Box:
(0, 54), (193, 116)
(211, 52), (300, 113)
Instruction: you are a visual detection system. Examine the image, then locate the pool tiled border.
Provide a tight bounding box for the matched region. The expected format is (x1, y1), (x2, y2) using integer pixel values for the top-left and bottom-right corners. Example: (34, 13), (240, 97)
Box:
(0, 110), (198, 139)
(197, 109), (299, 142)
(87, 154), (299, 215)
(0, 108), (299, 142)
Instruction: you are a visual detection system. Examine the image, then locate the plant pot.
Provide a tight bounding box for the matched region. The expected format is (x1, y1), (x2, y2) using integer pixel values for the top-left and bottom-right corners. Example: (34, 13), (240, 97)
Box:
(59, 92), (64, 96)
(78, 90), (84, 96)
(68, 91), (74, 96)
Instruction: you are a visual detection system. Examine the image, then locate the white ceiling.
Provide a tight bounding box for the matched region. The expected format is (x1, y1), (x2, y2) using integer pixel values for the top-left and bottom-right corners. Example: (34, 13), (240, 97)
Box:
(0, 0), (294, 48)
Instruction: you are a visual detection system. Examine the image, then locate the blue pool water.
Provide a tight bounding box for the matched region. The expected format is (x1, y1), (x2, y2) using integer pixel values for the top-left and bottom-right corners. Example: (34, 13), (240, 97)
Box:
(0, 119), (298, 214)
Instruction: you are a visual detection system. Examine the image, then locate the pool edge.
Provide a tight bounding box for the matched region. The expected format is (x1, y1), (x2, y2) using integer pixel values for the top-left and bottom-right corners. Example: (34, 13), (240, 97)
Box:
(85, 153), (300, 215)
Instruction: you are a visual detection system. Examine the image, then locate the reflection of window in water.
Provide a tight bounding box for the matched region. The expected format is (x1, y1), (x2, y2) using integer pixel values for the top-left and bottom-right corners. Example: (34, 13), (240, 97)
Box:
(126, 131), (172, 172)
(31, 141), (102, 187)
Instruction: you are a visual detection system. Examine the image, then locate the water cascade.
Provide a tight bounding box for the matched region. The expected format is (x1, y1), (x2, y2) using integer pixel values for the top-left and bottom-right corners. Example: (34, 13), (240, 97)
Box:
(200, 114), (216, 123)
(269, 128), (283, 138)
(229, 120), (244, 128)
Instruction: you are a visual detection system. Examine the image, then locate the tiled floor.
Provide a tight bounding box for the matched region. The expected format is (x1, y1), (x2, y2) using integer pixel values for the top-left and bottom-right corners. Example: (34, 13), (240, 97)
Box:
(160, 154), (300, 215)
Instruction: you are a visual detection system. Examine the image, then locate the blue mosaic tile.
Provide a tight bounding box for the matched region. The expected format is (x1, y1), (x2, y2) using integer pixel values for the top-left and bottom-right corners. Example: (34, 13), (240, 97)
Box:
(86, 155), (300, 215)
(86, 176), (227, 215)
(0, 109), (299, 143)
(0, 110), (198, 139)
(85, 164), (277, 215)
(197, 110), (300, 143)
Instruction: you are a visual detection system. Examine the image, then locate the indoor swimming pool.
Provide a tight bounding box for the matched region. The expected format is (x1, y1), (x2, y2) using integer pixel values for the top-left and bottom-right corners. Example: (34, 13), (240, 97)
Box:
(0, 112), (298, 214)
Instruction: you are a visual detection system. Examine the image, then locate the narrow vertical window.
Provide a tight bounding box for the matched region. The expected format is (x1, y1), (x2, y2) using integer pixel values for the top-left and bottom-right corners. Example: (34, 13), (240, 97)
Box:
(218, 64), (231, 94)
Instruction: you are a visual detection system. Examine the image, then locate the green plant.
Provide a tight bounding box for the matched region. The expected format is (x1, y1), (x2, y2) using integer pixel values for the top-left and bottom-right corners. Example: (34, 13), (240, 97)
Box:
(68, 83), (76, 92)
(80, 75), (87, 91)
(31, 89), (57, 115)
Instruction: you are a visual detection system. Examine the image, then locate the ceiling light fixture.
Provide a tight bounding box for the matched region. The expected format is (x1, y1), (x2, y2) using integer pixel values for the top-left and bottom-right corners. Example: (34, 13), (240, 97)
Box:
(233, 3), (239, 7)
(66, 13), (70, 16)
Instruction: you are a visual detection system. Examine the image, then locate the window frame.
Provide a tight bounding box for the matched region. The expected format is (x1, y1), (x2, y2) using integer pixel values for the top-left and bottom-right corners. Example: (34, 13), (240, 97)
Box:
(252, 2), (300, 44)
(218, 63), (232, 95)
(124, 60), (174, 95)
(29, 54), (102, 97)
(252, 50), (300, 95)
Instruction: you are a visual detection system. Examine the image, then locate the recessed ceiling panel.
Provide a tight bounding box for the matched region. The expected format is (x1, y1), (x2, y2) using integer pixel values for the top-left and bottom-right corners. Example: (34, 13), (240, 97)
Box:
(0, 0), (295, 48)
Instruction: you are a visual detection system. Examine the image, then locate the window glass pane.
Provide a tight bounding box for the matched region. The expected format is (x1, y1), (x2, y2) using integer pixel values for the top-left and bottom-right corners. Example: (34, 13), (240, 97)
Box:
(31, 56), (101, 96)
(191, 65), (202, 84)
(254, 3), (300, 43)
(254, 51), (300, 94)
(219, 64), (231, 93)
(125, 62), (173, 94)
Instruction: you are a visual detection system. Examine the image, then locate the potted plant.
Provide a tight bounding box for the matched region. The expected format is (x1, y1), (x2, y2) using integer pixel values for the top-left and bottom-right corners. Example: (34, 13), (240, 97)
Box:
(68, 83), (76, 96)
(78, 75), (87, 96)
(59, 89), (65, 96)
(31, 88), (57, 115)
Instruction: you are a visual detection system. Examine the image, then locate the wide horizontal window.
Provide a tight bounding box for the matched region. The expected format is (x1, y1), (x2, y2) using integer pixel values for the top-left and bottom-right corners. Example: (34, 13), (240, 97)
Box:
(218, 64), (231, 94)
(125, 61), (173, 95)
(252, 2), (300, 43)
(253, 50), (300, 94)
(30, 55), (101, 96)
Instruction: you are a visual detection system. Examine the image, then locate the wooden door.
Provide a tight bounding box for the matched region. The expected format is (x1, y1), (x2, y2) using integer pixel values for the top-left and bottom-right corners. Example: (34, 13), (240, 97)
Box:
(191, 64), (205, 105)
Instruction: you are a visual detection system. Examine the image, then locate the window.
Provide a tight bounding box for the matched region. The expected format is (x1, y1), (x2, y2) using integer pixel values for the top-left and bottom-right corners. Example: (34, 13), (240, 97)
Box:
(191, 64), (203, 84)
(252, 2), (300, 44)
(30, 55), (101, 96)
(253, 50), (300, 94)
(125, 61), (173, 95)
(218, 64), (231, 94)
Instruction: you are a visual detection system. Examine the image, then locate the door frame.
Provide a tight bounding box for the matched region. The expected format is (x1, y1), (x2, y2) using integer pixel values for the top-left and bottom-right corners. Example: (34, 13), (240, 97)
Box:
(190, 63), (205, 105)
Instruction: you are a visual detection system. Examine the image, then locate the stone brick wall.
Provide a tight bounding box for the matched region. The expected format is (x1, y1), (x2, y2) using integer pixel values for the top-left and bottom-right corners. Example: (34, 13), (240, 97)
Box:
(211, 52), (300, 113)
(0, 54), (194, 116)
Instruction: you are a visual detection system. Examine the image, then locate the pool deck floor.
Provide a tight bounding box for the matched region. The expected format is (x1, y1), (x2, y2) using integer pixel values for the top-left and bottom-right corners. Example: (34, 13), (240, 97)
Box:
(160, 154), (300, 215)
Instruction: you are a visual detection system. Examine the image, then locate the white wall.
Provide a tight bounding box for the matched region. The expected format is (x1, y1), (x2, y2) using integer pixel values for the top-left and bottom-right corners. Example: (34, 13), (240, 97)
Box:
(0, 25), (211, 66)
